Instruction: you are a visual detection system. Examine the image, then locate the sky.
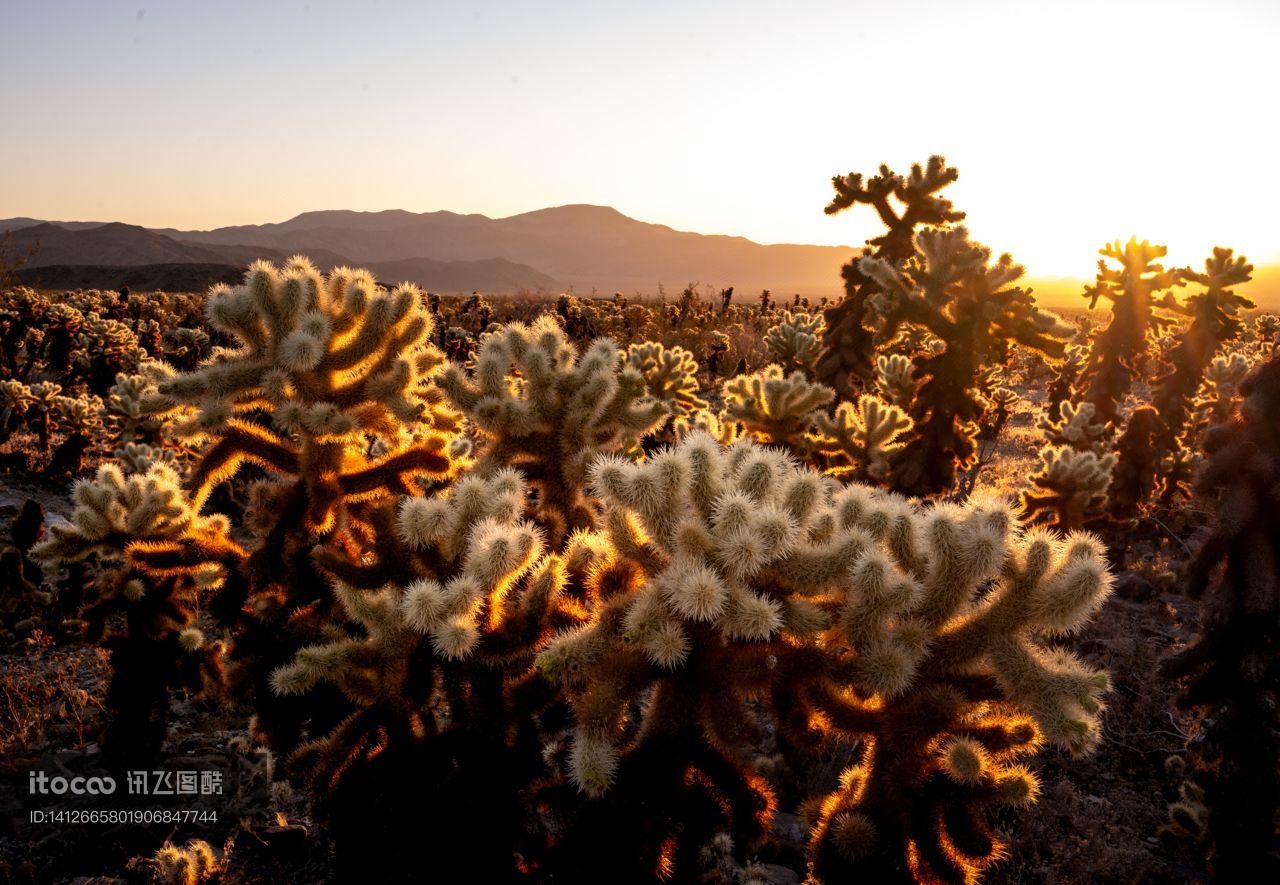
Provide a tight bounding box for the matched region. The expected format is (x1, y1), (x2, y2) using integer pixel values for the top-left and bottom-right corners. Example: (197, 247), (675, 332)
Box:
(2, 0), (1278, 279)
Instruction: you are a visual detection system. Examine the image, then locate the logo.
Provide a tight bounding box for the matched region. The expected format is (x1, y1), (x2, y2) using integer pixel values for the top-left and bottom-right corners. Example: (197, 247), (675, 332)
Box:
(28, 772), (117, 795)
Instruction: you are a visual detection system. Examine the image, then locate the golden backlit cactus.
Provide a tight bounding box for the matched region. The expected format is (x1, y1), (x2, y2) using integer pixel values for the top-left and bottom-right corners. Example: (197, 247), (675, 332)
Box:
(818, 156), (966, 399)
(1078, 238), (1183, 425)
(1036, 400), (1110, 453)
(270, 470), (592, 882)
(1020, 445), (1115, 532)
(625, 340), (708, 426)
(151, 257), (462, 533)
(535, 434), (1112, 882)
(440, 315), (667, 542)
(1110, 248), (1253, 521)
(151, 839), (223, 885)
(33, 461), (244, 766)
(875, 353), (918, 410)
(1151, 248), (1253, 438)
(805, 495), (1112, 884)
(858, 226), (1073, 495)
(765, 309), (824, 378)
(102, 362), (185, 447)
(722, 364), (835, 449)
(806, 394), (913, 483)
(136, 258), (466, 754)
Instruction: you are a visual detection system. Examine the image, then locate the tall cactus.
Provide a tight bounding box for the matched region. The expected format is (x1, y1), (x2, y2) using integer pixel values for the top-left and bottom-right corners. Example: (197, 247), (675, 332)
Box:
(817, 156), (966, 399)
(857, 227), (1072, 496)
(145, 257), (466, 750)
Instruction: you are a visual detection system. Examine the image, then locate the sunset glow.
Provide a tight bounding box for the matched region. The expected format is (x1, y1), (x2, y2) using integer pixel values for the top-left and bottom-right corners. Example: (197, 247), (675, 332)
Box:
(3, 0), (1277, 280)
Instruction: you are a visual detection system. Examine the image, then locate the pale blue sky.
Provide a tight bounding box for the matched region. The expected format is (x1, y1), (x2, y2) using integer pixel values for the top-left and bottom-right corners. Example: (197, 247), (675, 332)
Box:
(2, 0), (1277, 276)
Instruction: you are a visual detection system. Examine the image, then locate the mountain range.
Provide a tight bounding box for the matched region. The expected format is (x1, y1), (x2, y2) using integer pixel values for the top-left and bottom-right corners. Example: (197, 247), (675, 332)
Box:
(4, 209), (1277, 308)
(1, 206), (853, 296)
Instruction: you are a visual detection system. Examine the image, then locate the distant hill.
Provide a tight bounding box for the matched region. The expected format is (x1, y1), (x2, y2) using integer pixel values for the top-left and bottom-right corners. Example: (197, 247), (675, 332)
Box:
(1, 221), (559, 293)
(163, 205), (854, 295)
(2, 222), (351, 270)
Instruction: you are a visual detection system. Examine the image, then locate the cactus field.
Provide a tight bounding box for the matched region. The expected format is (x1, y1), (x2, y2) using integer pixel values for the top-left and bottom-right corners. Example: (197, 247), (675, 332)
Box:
(1, 158), (1278, 884)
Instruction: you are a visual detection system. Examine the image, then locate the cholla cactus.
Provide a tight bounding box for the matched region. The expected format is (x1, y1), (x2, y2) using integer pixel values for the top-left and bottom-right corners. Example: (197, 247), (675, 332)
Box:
(1045, 344), (1087, 423)
(806, 395), (912, 483)
(102, 362), (185, 447)
(537, 434), (1113, 882)
(33, 461), (243, 766)
(722, 364), (834, 449)
(673, 406), (743, 446)
(1162, 350), (1280, 880)
(154, 257), (462, 530)
(151, 839), (223, 885)
(625, 341), (708, 421)
(440, 316), (667, 542)
(858, 226), (1073, 496)
(817, 156), (966, 399)
(806, 495), (1112, 884)
(875, 353), (917, 410)
(1021, 445), (1115, 531)
(1254, 313), (1279, 350)
(1078, 239), (1183, 425)
(1106, 249), (1255, 521)
(1037, 400), (1110, 453)
(273, 471), (589, 882)
(0, 379), (32, 444)
(1151, 248), (1253, 438)
(1194, 352), (1251, 428)
(75, 313), (146, 393)
(26, 380), (62, 453)
(143, 258), (465, 751)
(48, 393), (104, 475)
(765, 310), (824, 378)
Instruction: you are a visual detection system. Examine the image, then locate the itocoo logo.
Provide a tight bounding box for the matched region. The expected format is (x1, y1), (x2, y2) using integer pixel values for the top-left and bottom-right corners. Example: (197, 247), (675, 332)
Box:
(28, 771), (117, 795)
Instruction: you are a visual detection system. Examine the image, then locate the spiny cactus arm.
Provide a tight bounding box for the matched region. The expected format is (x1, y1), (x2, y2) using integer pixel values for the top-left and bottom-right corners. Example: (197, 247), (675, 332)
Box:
(186, 419), (301, 507)
(874, 354), (917, 409)
(336, 436), (459, 499)
(806, 395), (913, 482)
(764, 311), (824, 377)
(1079, 238), (1185, 423)
(826, 156), (964, 251)
(1151, 248), (1254, 442)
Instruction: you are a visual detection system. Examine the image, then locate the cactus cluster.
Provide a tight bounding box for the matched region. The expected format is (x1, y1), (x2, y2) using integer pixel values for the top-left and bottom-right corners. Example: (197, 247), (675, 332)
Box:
(18, 152), (1276, 883)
